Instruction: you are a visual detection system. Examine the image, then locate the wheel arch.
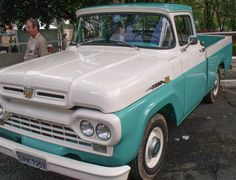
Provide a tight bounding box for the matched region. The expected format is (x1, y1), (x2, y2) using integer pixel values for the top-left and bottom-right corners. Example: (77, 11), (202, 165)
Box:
(113, 85), (184, 165)
(145, 93), (184, 127)
(158, 103), (178, 127)
(140, 91), (184, 151)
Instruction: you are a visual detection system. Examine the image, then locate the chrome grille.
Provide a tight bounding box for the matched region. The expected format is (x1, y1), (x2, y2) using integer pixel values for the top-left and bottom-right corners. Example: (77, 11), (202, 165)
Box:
(5, 114), (81, 144)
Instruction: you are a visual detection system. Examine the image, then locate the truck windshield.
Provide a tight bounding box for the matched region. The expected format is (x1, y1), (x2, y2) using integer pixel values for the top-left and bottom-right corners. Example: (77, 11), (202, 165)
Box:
(72, 13), (175, 49)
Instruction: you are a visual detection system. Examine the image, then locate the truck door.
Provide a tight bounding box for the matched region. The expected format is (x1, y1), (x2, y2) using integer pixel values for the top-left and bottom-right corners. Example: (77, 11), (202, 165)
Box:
(175, 14), (207, 115)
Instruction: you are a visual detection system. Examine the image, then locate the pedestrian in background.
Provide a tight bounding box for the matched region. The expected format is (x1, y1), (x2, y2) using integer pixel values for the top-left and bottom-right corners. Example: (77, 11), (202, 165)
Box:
(24, 18), (48, 61)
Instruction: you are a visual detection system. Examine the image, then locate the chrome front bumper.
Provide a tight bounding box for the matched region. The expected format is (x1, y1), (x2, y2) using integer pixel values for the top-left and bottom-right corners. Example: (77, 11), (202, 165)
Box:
(0, 137), (130, 180)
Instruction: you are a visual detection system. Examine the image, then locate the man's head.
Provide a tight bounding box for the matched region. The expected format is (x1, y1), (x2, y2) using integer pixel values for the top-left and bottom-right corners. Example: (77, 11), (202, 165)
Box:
(26, 18), (40, 37)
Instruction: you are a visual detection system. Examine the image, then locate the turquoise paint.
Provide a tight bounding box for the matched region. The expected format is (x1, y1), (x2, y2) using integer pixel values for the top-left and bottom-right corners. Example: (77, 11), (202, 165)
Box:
(0, 128), (113, 166)
(20, 136), (114, 166)
(222, 43), (232, 70)
(0, 128), (21, 142)
(111, 64), (208, 164)
(184, 60), (207, 114)
(198, 35), (232, 92)
(112, 75), (185, 164)
(198, 35), (224, 48)
(111, 42), (232, 164)
(0, 38), (231, 168)
(21, 136), (68, 155)
(0, 75), (186, 167)
(205, 43), (232, 91)
(81, 3), (192, 13)
(129, 42), (157, 47)
(129, 41), (174, 48)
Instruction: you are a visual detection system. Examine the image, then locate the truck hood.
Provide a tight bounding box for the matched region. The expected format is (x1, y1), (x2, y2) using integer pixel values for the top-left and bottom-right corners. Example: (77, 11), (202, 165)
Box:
(0, 46), (175, 112)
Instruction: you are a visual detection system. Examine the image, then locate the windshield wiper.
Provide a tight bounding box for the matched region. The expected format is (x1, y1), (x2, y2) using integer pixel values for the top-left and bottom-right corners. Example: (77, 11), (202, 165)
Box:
(77, 38), (105, 47)
(77, 38), (139, 50)
(109, 40), (139, 50)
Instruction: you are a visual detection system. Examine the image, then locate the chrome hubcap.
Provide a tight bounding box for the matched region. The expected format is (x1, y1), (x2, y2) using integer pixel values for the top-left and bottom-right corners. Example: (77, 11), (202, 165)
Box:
(213, 75), (219, 96)
(148, 137), (161, 158)
(145, 127), (164, 168)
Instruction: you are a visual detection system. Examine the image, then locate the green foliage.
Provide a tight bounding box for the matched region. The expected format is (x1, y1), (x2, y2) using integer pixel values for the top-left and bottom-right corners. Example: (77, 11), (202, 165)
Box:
(233, 44), (236, 56)
(0, 0), (113, 29)
(0, 0), (236, 31)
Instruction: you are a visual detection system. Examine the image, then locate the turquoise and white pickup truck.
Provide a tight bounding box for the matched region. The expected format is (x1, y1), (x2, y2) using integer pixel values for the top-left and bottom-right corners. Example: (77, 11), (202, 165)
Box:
(0, 3), (232, 180)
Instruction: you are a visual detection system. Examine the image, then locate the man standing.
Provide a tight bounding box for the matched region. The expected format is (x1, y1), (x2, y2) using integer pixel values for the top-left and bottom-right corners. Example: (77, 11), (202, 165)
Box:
(24, 18), (48, 61)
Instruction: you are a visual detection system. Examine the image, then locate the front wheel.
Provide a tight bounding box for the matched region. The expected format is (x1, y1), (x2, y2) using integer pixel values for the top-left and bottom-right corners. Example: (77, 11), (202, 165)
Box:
(130, 114), (168, 180)
(204, 71), (220, 103)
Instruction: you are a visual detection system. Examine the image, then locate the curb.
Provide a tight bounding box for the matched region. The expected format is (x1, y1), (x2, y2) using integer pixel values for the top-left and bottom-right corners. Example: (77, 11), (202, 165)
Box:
(221, 80), (236, 88)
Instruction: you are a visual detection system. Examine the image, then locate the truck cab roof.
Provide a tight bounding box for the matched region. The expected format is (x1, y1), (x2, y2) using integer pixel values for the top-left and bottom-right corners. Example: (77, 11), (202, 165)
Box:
(77, 3), (192, 16)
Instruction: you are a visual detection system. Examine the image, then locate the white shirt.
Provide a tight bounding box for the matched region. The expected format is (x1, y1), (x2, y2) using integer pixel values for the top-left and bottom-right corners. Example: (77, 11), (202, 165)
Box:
(24, 33), (48, 61)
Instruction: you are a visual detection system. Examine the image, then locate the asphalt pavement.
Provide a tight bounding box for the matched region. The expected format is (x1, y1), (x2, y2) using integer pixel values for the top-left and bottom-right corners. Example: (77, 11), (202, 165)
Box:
(156, 86), (236, 180)
(0, 81), (235, 180)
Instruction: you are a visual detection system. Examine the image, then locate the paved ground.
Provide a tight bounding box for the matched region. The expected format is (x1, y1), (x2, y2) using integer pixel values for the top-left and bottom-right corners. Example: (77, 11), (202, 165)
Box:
(222, 69), (236, 80)
(0, 87), (235, 180)
(157, 87), (236, 180)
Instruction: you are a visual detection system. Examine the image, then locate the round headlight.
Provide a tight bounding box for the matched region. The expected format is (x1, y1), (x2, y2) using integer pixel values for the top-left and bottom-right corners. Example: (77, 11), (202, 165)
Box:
(80, 120), (94, 137)
(0, 104), (3, 115)
(96, 123), (111, 140)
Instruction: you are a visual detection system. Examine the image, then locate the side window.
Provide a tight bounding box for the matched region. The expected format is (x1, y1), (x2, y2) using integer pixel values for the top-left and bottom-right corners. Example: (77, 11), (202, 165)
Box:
(175, 15), (193, 46)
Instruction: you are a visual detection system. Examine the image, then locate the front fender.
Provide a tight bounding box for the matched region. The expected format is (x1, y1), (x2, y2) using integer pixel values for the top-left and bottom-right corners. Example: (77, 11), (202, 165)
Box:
(112, 75), (185, 165)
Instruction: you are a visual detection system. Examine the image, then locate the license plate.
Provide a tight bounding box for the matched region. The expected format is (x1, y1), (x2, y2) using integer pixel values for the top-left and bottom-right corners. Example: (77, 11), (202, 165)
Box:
(16, 151), (47, 171)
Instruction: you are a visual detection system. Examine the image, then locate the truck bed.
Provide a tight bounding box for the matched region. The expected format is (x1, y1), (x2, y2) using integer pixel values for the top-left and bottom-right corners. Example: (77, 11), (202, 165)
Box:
(198, 34), (232, 70)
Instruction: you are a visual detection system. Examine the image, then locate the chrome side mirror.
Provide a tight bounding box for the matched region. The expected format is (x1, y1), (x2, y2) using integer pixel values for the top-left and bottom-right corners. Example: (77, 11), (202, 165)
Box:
(189, 35), (198, 45)
(182, 35), (198, 52)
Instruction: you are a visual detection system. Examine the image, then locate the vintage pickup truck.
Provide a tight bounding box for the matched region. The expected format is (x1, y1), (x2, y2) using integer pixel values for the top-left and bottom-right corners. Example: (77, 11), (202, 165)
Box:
(0, 3), (232, 180)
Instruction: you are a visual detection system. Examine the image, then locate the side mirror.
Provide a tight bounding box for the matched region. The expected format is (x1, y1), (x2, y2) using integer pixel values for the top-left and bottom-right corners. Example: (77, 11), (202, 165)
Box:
(189, 35), (198, 45)
(182, 35), (198, 52)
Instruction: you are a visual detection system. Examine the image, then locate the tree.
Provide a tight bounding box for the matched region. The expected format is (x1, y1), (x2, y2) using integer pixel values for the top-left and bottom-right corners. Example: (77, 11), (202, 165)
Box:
(0, 0), (235, 32)
(230, 0), (236, 30)
(0, 0), (112, 29)
(0, 0), (17, 27)
(212, 0), (231, 31)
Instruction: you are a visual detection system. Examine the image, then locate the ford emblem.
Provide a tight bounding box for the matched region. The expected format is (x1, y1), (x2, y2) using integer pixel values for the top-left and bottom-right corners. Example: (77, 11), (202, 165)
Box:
(23, 87), (34, 99)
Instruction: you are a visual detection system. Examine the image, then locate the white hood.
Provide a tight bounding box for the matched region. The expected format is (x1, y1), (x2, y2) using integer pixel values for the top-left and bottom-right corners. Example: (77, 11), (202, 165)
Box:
(0, 46), (175, 112)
